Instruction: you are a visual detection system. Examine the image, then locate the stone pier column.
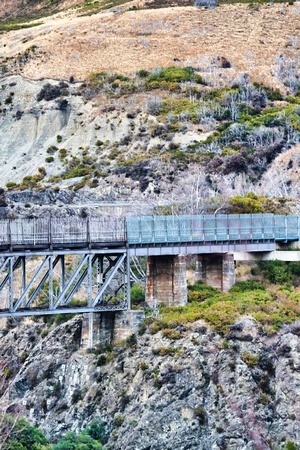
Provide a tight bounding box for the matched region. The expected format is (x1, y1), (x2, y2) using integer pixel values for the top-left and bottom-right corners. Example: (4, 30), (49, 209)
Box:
(196, 253), (235, 293)
(81, 310), (145, 348)
(146, 254), (187, 307)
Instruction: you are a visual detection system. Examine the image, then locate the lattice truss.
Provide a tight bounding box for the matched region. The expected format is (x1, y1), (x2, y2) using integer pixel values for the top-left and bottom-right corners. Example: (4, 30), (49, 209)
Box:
(0, 251), (130, 317)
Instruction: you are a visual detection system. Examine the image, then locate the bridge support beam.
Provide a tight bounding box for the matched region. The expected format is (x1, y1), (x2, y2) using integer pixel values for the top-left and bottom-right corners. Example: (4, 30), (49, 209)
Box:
(146, 254), (187, 307)
(195, 253), (235, 293)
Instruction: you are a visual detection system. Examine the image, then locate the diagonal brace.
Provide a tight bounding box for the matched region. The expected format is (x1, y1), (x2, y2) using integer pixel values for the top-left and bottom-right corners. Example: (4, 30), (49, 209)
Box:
(13, 256), (50, 312)
(53, 255), (88, 309)
(63, 255), (97, 306)
(0, 257), (22, 291)
(25, 255), (61, 308)
(0, 258), (10, 279)
(91, 253), (126, 307)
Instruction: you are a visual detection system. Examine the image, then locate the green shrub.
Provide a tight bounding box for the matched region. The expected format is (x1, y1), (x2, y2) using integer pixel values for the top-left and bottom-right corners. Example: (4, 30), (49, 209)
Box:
(85, 419), (108, 444)
(53, 431), (102, 449)
(97, 355), (107, 366)
(46, 145), (58, 154)
(286, 442), (297, 450)
(242, 351), (259, 367)
(59, 148), (67, 160)
(140, 361), (149, 370)
(156, 346), (176, 356)
(148, 66), (196, 83)
(258, 260), (300, 285)
(2, 416), (50, 449)
(131, 284), (145, 306)
(6, 181), (19, 191)
(20, 351), (29, 363)
(229, 280), (265, 293)
(56, 135), (62, 143)
(194, 406), (206, 424)
(162, 329), (181, 340)
(259, 393), (270, 405)
(114, 416), (124, 427)
(149, 323), (161, 334)
(45, 156), (54, 163)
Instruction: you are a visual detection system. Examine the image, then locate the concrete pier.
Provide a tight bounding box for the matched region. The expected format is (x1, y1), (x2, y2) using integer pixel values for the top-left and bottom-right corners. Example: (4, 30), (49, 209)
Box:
(195, 253), (235, 293)
(81, 310), (145, 348)
(146, 254), (187, 307)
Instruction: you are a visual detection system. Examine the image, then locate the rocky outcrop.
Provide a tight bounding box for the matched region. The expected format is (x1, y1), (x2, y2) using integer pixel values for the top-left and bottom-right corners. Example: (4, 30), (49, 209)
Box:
(0, 315), (299, 449)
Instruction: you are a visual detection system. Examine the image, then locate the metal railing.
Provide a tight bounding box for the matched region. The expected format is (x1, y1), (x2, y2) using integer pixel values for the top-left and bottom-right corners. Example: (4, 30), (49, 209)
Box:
(0, 217), (126, 248)
(126, 214), (299, 245)
(0, 214), (299, 249)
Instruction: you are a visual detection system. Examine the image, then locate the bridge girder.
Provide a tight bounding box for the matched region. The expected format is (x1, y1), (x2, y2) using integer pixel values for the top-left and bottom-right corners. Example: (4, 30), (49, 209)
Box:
(0, 249), (130, 318)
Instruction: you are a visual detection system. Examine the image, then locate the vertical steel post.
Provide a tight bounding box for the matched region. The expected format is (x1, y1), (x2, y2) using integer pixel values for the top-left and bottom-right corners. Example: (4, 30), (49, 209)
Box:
(49, 256), (53, 309)
(126, 249), (131, 309)
(60, 255), (65, 304)
(21, 256), (26, 307)
(88, 254), (92, 306)
(9, 257), (13, 312)
(97, 255), (103, 302)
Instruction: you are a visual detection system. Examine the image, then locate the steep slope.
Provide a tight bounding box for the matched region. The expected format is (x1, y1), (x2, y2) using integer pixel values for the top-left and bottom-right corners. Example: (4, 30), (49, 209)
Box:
(0, 315), (300, 449)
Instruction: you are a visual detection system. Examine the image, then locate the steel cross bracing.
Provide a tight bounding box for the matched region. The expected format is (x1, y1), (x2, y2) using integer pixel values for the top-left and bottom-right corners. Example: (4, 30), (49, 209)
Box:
(0, 249), (130, 318)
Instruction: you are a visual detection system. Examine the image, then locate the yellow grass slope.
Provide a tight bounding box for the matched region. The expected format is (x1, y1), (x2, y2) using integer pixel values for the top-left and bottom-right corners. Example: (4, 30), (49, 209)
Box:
(1, 3), (300, 82)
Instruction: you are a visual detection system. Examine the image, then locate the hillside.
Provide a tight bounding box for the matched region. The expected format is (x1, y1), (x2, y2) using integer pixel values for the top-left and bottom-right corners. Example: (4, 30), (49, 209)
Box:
(0, 4), (299, 83)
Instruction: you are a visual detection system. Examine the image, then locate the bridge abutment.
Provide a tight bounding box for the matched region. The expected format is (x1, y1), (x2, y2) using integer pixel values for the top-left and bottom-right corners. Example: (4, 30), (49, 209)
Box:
(195, 253), (235, 293)
(146, 254), (187, 307)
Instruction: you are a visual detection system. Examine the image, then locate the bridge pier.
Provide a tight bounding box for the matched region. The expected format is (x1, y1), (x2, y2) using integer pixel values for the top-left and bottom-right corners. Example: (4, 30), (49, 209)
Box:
(81, 310), (145, 348)
(146, 254), (187, 307)
(195, 253), (235, 293)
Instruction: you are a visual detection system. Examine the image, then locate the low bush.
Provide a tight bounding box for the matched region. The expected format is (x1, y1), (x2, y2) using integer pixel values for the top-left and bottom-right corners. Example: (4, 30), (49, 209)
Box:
(229, 280), (265, 293)
(242, 351), (259, 367)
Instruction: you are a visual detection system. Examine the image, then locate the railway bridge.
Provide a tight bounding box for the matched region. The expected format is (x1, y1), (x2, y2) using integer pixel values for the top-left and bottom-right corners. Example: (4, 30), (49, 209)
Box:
(0, 214), (299, 346)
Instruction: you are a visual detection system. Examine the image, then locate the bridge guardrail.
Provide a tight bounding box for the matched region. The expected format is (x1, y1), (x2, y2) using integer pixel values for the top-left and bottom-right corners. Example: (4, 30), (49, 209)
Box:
(126, 214), (299, 245)
(0, 214), (298, 249)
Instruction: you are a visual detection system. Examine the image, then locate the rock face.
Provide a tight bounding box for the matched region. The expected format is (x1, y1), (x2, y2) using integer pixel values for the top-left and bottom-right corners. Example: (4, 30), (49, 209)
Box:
(0, 315), (300, 449)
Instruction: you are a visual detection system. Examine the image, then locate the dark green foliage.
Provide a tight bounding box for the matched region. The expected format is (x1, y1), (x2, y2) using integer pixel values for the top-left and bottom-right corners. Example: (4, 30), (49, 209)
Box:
(258, 260), (300, 285)
(46, 145), (58, 154)
(2, 417), (49, 450)
(126, 334), (137, 348)
(114, 416), (124, 427)
(188, 282), (220, 303)
(85, 420), (108, 444)
(147, 66), (197, 83)
(53, 432), (102, 449)
(286, 441), (297, 450)
(229, 280), (265, 293)
(1, 415), (106, 450)
(194, 406), (206, 424)
(131, 284), (145, 306)
(137, 69), (149, 78)
(253, 82), (283, 101)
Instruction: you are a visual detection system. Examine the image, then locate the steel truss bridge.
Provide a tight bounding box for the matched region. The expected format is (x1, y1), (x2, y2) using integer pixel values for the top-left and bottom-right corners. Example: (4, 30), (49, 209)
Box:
(0, 214), (298, 318)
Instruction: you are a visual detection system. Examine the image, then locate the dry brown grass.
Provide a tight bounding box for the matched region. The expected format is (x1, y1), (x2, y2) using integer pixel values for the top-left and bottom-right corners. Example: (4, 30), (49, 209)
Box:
(1, 3), (299, 84)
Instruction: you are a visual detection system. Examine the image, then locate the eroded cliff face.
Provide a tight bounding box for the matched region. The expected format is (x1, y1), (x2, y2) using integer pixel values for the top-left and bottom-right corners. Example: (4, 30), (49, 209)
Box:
(1, 74), (300, 216)
(0, 315), (299, 449)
